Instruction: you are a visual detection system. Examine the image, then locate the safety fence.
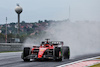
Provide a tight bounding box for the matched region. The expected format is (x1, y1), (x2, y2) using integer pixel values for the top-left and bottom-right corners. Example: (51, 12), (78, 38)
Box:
(0, 43), (23, 52)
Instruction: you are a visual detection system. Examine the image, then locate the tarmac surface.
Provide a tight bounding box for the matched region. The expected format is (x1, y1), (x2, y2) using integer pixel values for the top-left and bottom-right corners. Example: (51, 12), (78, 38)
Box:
(0, 52), (100, 67)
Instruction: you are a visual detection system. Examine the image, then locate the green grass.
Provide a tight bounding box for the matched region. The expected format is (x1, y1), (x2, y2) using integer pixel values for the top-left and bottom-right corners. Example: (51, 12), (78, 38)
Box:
(0, 51), (22, 53)
(90, 63), (100, 67)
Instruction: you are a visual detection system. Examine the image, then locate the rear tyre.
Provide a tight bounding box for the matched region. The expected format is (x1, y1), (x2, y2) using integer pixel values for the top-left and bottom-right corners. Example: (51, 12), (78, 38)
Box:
(23, 47), (30, 61)
(63, 46), (70, 59)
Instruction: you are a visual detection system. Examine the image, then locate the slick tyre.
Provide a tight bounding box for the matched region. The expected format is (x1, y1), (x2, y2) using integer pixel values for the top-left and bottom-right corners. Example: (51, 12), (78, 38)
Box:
(63, 46), (70, 59)
(23, 47), (30, 61)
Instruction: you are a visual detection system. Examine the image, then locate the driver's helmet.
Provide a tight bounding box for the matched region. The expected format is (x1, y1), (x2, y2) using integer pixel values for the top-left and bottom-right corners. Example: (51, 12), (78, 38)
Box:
(46, 42), (49, 44)
(45, 42), (49, 47)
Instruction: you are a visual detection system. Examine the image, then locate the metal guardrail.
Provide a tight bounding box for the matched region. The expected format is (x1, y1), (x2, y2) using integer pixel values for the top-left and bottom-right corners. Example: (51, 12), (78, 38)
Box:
(0, 43), (23, 52)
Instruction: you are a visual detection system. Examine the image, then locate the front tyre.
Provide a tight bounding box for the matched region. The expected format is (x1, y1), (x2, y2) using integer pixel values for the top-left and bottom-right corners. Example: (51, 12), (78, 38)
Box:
(22, 47), (30, 61)
(24, 59), (30, 61)
(54, 47), (62, 61)
(55, 58), (62, 61)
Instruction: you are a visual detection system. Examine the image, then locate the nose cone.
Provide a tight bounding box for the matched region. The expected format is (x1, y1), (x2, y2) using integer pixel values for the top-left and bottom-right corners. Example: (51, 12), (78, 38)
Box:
(38, 48), (47, 58)
(15, 6), (23, 14)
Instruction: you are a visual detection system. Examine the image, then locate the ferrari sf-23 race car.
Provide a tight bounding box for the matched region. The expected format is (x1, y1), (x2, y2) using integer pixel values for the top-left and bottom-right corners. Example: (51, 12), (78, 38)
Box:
(21, 39), (70, 61)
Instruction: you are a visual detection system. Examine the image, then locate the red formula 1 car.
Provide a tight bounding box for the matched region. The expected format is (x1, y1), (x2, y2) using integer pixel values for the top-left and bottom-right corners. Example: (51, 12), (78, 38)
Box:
(21, 39), (70, 61)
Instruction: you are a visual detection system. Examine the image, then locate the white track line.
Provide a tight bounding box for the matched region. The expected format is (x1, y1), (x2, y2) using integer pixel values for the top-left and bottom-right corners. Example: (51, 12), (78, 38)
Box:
(57, 56), (100, 67)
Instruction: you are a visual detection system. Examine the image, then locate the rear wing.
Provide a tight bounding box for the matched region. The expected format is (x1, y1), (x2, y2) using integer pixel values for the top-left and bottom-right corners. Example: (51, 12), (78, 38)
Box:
(42, 41), (63, 45)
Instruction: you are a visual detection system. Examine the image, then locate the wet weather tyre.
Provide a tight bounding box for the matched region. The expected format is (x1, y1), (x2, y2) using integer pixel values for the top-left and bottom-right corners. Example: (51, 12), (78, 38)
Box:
(56, 58), (62, 61)
(63, 46), (70, 59)
(54, 47), (62, 61)
(24, 59), (30, 61)
(59, 58), (62, 61)
(23, 47), (30, 61)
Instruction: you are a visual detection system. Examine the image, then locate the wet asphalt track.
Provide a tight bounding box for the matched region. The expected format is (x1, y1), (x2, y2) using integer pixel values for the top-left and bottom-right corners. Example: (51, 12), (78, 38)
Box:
(0, 52), (100, 67)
